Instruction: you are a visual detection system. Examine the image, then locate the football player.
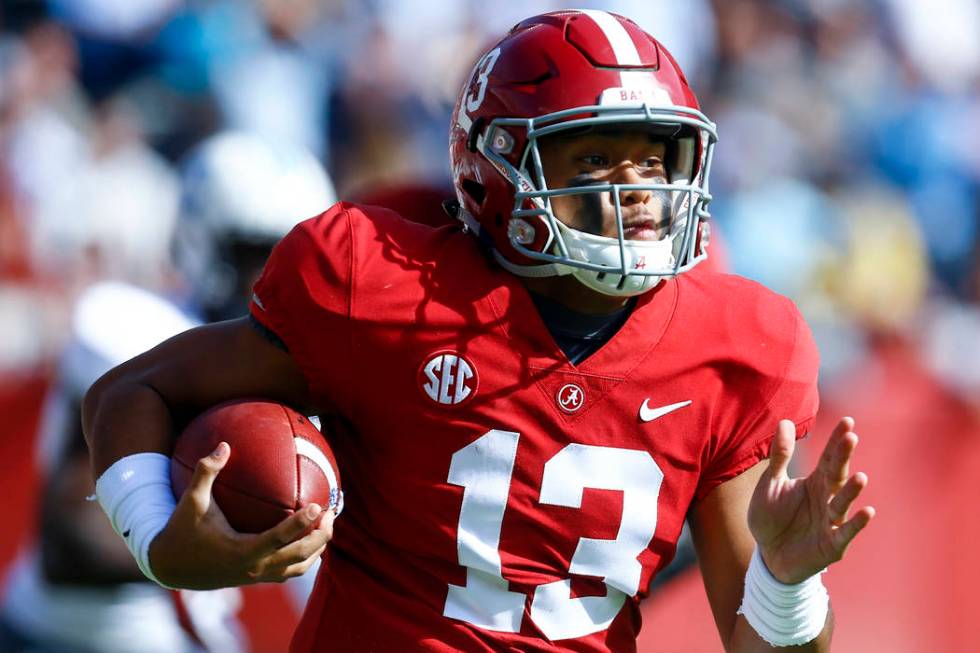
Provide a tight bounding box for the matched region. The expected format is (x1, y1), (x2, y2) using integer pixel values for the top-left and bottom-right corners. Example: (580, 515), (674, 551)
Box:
(83, 11), (874, 652)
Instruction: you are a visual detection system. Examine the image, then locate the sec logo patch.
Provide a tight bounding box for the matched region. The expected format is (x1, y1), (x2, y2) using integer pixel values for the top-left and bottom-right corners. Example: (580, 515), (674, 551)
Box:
(556, 383), (585, 413)
(419, 351), (479, 407)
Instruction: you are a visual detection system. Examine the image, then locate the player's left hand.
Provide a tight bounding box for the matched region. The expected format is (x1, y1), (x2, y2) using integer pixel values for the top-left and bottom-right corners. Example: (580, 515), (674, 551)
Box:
(748, 417), (875, 584)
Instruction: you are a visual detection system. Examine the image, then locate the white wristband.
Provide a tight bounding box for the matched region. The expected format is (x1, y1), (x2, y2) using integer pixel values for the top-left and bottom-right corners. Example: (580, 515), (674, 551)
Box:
(737, 547), (829, 647)
(95, 452), (177, 588)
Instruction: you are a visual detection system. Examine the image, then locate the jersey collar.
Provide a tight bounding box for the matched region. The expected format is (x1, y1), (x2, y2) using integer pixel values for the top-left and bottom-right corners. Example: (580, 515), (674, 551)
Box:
(486, 268), (678, 378)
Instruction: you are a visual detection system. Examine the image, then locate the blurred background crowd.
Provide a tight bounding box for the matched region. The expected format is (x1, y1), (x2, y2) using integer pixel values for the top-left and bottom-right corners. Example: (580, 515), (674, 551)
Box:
(0, 0), (977, 652)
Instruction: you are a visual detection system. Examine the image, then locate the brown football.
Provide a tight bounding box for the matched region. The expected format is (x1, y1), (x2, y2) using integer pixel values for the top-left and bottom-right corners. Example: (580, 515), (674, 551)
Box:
(171, 399), (341, 533)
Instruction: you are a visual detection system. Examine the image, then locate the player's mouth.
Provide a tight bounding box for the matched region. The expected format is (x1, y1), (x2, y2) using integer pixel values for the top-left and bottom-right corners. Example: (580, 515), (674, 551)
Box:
(622, 218), (661, 241)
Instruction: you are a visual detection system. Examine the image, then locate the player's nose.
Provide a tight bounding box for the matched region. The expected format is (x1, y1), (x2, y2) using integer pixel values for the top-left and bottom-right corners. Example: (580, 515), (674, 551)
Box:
(609, 162), (652, 207)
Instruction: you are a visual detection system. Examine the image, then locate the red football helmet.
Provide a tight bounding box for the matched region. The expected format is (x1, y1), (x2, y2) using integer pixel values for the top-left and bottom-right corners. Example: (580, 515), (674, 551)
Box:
(450, 10), (718, 296)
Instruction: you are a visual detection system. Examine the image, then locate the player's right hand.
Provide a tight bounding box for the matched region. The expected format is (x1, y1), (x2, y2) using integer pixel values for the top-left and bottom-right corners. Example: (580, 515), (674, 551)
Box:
(149, 443), (333, 590)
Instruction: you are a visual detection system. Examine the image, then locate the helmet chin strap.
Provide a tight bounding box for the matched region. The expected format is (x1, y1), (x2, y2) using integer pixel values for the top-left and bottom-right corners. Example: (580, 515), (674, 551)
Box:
(491, 249), (573, 278)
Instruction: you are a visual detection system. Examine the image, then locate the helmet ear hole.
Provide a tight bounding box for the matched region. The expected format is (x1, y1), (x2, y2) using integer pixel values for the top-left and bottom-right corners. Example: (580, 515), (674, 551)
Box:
(461, 179), (487, 206)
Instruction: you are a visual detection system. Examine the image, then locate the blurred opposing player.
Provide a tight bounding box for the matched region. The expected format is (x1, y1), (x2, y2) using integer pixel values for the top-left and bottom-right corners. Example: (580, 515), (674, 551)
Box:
(173, 131), (336, 323)
(0, 130), (334, 652)
(85, 11), (873, 653)
(0, 283), (244, 653)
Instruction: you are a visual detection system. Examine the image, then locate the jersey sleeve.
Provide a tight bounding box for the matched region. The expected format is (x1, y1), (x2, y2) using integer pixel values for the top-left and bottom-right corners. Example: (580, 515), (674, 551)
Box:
(695, 298), (820, 500)
(249, 203), (354, 415)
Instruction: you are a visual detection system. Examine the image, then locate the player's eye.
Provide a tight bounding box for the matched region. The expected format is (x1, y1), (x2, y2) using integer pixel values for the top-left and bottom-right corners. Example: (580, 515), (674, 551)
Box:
(579, 154), (609, 168)
(637, 157), (667, 177)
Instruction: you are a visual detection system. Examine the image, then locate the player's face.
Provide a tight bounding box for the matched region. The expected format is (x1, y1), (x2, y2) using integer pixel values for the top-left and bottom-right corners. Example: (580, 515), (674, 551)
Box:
(537, 127), (672, 241)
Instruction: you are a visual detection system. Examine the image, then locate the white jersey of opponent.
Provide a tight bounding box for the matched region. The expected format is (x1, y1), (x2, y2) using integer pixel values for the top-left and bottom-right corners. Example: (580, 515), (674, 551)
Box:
(0, 282), (242, 653)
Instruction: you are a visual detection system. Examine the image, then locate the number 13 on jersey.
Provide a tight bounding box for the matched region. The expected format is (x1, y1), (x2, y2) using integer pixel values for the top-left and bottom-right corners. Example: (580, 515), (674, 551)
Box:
(444, 429), (665, 640)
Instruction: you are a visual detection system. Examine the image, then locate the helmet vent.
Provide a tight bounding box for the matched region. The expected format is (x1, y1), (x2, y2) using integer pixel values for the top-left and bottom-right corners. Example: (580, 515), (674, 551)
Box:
(507, 70), (553, 87)
(461, 179), (486, 206)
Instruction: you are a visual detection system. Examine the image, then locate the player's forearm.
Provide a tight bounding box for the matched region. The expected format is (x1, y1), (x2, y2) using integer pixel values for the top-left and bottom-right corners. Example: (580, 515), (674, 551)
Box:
(728, 610), (833, 653)
(83, 371), (177, 477)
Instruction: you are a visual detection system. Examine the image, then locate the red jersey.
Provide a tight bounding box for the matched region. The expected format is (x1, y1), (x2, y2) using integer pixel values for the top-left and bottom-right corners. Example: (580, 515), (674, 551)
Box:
(249, 203), (819, 652)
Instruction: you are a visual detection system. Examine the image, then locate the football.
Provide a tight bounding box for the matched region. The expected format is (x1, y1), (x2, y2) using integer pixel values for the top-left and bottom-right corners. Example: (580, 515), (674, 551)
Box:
(171, 399), (342, 533)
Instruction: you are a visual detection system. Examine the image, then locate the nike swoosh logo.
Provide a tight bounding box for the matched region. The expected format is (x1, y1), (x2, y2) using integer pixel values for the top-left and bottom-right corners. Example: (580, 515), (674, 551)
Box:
(639, 399), (692, 422)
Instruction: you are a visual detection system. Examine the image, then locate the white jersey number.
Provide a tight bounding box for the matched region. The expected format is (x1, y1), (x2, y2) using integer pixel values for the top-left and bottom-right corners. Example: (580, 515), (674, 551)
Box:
(443, 430), (664, 640)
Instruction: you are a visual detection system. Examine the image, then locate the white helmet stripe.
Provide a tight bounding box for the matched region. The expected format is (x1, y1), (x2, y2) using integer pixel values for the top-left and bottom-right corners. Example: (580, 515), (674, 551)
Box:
(580, 10), (641, 87)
